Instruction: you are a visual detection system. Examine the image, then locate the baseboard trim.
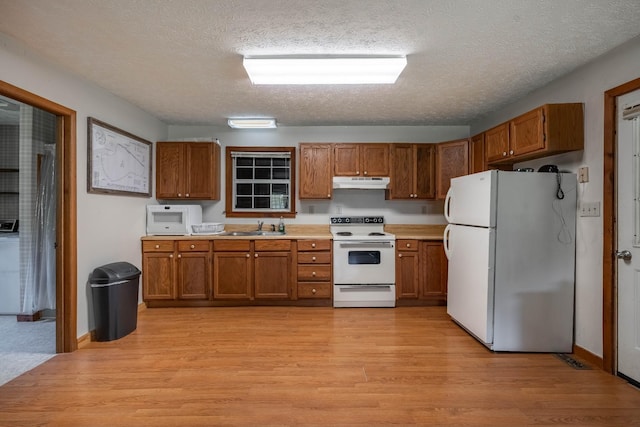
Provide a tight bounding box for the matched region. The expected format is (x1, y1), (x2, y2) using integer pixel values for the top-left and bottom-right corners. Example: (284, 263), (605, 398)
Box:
(573, 344), (604, 370)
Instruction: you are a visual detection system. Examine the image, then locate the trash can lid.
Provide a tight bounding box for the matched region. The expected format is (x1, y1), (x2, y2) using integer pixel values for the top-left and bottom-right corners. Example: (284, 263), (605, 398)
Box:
(90, 261), (141, 284)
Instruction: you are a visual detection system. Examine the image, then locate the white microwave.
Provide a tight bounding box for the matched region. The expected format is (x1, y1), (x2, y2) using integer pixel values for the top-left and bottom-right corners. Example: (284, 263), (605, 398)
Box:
(146, 205), (202, 235)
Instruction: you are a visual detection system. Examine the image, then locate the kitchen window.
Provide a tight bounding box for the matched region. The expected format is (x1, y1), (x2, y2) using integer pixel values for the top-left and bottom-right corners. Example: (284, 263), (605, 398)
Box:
(225, 147), (296, 218)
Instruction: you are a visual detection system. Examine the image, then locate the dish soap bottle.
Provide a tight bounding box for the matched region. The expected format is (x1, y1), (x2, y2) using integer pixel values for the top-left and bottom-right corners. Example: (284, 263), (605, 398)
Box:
(278, 216), (285, 233)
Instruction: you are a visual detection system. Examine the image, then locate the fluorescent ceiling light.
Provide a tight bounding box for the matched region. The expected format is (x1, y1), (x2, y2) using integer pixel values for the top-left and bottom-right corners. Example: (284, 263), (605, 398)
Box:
(227, 118), (277, 129)
(243, 56), (407, 85)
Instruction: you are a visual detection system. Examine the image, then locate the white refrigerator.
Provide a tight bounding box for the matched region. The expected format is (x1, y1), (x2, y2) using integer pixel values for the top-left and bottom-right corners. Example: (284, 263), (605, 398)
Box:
(443, 170), (577, 352)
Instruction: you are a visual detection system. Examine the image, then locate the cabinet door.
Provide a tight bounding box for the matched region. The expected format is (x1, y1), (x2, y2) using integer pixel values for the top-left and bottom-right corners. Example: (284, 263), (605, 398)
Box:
(421, 241), (448, 300)
(254, 251), (292, 299)
(415, 144), (436, 199)
(177, 252), (210, 299)
(299, 144), (333, 199)
(156, 142), (184, 199)
(185, 143), (220, 200)
(484, 123), (510, 163)
(388, 144), (414, 199)
(435, 139), (469, 200)
(510, 108), (544, 157)
(334, 144), (360, 176)
(213, 252), (252, 299)
(470, 133), (486, 173)
(361, 144), (390, 176)
(396, 250), (420, 299)
(142, 252), (175, 300)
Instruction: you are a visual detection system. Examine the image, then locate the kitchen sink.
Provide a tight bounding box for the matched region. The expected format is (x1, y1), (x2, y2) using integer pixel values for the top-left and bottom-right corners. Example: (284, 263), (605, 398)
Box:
(221, 231), (286, 236)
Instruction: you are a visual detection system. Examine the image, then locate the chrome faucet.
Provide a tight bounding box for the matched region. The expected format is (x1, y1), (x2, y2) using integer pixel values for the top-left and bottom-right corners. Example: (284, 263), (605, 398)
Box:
(257, 220), (264, 231)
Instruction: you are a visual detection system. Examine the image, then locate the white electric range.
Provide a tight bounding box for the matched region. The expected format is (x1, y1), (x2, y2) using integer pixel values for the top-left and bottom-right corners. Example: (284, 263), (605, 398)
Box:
(330, 216), (396, 308)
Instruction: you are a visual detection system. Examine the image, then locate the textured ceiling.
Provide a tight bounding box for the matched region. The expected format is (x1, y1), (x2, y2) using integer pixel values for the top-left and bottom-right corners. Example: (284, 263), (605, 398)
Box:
(1, 0), (640, 127)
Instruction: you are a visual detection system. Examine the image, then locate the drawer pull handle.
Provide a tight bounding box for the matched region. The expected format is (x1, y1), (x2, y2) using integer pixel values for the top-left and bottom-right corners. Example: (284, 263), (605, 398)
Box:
(246, 254), (250, 258)
(312, 256), (316, 261)
(255, 254), (258, 258)
(178, 254), (181, 259)
(406, 243), (411, 248)
(190, 244), (195, 249)
(169, 254), (173, 258)
(312, 271), (316, 277)
(312, 288), (317, 294)
(311, 243), (316, 248)
(155, 244), (160, 249)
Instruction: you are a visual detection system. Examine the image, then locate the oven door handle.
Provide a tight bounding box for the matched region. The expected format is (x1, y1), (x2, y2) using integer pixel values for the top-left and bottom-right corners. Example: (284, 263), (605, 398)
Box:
(338, 241), (394, 248)
(337, 285), (393, 291)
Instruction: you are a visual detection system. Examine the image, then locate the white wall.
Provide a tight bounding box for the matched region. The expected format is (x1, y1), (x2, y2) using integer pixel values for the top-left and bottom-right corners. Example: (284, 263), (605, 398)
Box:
(167, 125), (469, 225)
(0, 33), (168, 337)
(470, 35), (640, 357)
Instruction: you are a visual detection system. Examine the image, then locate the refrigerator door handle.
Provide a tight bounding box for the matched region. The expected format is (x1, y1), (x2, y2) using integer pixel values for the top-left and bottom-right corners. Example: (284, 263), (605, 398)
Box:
(444, 187), (453, 222)
(443, 224), (452, 260)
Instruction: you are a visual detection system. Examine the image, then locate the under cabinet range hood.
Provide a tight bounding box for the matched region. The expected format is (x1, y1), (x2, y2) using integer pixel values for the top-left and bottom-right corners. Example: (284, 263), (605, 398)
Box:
(332, 176), (390, 190)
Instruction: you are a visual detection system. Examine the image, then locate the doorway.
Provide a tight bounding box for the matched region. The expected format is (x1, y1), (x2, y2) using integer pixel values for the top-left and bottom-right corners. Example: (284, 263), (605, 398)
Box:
(603, 77), (640, 376)
(0, 80), (77, 353)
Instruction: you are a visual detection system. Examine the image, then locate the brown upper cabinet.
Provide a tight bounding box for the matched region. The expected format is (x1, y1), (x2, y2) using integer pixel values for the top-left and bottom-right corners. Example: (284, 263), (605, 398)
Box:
(435, 139), (469, 200)
(299, 143), (333, 199)
(334, 143), (390, 177)
(470, 133), (487, 173)
(387, 143), (435, 200)
(156, 141), (221, 200)
(484, 103), (584, 166)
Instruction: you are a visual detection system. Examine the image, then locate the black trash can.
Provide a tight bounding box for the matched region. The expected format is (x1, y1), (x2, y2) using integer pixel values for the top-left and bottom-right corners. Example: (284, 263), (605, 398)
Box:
(90, 261), (141, 342)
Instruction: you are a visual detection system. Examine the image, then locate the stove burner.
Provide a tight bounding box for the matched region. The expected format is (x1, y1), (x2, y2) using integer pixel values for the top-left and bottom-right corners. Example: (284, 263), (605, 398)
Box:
(337, 231), (353, 236)
(368, 232), (386, 236)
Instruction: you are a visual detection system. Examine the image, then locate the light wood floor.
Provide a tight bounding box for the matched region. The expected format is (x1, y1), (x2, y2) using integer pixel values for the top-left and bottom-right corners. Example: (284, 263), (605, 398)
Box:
(1, 306), (639, 426)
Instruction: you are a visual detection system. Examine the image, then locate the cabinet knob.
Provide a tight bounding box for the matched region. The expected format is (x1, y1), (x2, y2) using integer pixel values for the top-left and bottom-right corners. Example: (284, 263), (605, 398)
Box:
(509, 150), (514, 155)
(178, 193), (182, 197)
(178, 254), (182, 258)
(312, 271), (316, 277)
(406, 243), (411, 248)
(255, 254), (258, 258)
(155, 244), (160, 249)
(327, 194), (331, 198)
(169, 254), (173, 258)
(311, 243), (316, 248)
(246, 254), (250, 258)
(398, 254), (403, 258)
(364, 171), (368, 175)
(502, 152), (507, 157)
(356, 170), (360, 175)
(312, 288), (317, 294)
(190, 244), (195, 249)
(312, 256), (316, 261)
(185, 193), (190, 197)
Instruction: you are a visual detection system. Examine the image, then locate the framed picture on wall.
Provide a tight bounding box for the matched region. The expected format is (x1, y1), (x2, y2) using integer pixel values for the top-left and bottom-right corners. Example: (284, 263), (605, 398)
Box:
(87, 117), (152, 197)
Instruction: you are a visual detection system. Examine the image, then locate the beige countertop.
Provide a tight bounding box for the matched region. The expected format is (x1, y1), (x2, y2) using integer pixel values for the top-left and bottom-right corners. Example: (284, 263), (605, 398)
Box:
(141, 224), (445, 241)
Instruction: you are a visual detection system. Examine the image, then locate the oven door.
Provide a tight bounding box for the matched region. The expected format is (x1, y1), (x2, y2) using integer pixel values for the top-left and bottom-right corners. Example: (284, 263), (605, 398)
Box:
(333, 240), (395, 285)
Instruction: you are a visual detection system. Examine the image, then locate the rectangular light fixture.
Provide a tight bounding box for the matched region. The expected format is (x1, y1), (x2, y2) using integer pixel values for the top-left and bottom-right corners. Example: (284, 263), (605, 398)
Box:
(243, 56), (407, 85)
(227, 118), (277, 129)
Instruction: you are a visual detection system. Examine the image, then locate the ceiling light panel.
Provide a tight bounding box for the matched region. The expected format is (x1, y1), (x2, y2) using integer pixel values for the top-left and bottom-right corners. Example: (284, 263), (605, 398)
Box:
(227, 118), (277, 129)
(243, 56), (407, 85)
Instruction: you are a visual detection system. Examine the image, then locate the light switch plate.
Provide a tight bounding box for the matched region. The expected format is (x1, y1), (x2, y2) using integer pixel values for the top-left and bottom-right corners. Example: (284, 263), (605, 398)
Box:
(579, 201), (600, 217)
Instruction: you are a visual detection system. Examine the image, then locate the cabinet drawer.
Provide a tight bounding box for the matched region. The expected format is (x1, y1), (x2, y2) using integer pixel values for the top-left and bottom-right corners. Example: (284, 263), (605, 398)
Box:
(177, 240), (210, 252)
(397, 239), (419, 251)
(297, 282), (331, 299)
(213, 240), (251, 251)
(254, 239), (291, 251)
(298, 252), (332, 264)
(297, 265), (331, 281)
(297, 239), (331, 251)
(143, 241), (174, 252)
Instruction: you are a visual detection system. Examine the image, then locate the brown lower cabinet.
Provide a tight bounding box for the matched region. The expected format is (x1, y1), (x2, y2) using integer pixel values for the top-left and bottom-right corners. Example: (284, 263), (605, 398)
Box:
(142, 238), (329, 306)
(395, 239), (448, 305)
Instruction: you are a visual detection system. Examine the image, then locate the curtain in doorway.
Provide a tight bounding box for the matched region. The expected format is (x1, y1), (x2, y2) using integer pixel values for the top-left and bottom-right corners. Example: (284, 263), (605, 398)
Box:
(22, 145), (56, 313)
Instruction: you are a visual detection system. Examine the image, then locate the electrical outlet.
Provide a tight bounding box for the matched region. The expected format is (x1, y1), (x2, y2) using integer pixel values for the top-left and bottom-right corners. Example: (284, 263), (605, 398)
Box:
(578, 166), (589, 183)
(579, 201), (600, 217)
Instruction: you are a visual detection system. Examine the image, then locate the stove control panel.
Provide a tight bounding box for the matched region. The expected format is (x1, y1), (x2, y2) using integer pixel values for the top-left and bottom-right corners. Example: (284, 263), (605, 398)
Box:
(330, 216), (384, 224)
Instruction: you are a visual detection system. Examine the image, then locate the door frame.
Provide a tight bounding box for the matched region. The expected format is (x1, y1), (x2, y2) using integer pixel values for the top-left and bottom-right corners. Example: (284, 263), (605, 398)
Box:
(603, 77), (640, 373)
(0, 80), (77, 353)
